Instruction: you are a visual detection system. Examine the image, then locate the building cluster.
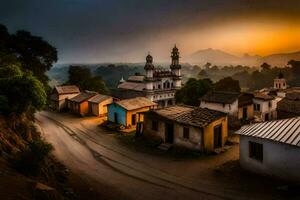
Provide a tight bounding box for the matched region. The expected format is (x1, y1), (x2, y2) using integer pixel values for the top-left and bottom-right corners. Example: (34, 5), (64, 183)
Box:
(50, 46), (300, 184)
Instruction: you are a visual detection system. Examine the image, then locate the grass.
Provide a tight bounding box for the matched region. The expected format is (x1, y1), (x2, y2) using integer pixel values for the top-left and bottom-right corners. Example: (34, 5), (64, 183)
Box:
(115, 132), (210, 161)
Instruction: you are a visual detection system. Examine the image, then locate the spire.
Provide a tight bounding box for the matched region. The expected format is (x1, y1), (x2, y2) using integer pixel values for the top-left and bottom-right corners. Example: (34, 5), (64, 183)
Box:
(119, 76), (125, 83)
(144, 53), (154, 70)
(170, 44), (181, 69)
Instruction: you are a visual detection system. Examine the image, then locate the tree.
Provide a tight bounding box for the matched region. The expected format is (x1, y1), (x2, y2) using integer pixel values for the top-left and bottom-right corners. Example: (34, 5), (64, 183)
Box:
(66, 66), (109, 94)
(175, 78), (213, 106)
(260, 62), (271, 71)
(67, 65), (91, 86)
(214, 77), (241, 92)
(8, 29), (57, 85)
(0, 70), (46, 115)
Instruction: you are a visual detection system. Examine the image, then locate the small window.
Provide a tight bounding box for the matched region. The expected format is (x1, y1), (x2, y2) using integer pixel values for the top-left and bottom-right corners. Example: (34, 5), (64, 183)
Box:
(249, 141), (263, 162)
(268, 101), (272, 108)
(152, 120), (158, 131)
(183, 127), (190, 139)
(158, 85), (161, 89)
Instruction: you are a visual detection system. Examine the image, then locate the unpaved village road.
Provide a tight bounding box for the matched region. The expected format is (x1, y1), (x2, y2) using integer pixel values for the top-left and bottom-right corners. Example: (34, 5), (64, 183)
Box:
(35, 111), (287, 200)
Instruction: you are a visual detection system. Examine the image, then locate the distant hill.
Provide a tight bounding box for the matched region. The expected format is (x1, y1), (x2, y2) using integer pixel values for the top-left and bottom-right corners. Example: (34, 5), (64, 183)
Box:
(186, 48), (300, 67)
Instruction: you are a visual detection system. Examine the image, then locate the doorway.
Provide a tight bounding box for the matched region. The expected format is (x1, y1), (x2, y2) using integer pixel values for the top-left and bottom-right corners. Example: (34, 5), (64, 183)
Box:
(242, 107), (247, 120)
(214, 125), (222, 148)
(165, 122), (174, 144)
(265, 113), (269, 121)
(114, 112), (118, 124)
(131, 114), (136, 126)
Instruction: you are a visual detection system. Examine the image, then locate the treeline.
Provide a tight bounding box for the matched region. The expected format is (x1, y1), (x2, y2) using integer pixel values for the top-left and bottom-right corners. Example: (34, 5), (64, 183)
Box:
(198, 61), (300, 90)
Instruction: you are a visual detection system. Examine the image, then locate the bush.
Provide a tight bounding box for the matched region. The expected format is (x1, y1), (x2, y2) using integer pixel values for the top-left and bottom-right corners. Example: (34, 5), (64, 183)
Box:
(13, 138), (53, 175)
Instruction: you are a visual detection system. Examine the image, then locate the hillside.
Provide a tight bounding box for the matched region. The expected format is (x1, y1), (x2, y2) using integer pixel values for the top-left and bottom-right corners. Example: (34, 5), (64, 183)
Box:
(187, 49), (300, 67)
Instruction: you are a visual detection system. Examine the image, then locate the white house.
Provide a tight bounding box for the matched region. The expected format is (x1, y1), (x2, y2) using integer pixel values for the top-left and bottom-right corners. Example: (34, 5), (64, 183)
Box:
(236, 117), (300, 184)
(253, 92), (278, 121)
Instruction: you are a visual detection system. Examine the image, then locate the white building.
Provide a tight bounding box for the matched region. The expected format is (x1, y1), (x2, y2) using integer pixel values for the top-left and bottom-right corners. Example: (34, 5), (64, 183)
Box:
(236, 117), (300, 184)
(115, 45), (182, 107)
(253, 92), (278, 121)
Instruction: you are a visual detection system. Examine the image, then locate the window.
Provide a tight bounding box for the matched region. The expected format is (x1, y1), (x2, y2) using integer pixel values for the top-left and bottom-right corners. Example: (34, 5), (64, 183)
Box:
(152, 120), (158, 131)
(158, 84), (161, 89)
(183, 127), (190, 139)
(249, 141), (263, 162)
(254, 103), (261, 111)
(268, 101), (272, 108)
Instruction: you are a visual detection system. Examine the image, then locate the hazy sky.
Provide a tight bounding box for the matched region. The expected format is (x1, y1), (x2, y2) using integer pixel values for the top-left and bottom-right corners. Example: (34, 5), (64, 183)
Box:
(1, 0), (300, 63)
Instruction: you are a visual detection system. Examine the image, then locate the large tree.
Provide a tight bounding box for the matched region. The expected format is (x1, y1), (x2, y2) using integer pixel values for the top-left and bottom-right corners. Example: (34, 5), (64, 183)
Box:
(175, 78), (213, 106)
(67, 66), (108, 94)
(214, 77), (241, 92)
(0, 24), (57, 86)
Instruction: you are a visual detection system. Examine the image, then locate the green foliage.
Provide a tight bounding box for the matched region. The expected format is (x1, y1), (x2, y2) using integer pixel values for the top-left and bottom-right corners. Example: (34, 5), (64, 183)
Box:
(0, 71), (47, 115)
(175, 78), (213, 106)
(13, 138), (53, 175)
(67, 65), (109, 94)
(214, 77), (241, 92)
(0, 24), (57, 86)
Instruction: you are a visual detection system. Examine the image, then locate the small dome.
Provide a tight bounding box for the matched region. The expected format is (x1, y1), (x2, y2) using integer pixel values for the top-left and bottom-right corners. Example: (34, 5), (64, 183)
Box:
(146, 54), (153, 63)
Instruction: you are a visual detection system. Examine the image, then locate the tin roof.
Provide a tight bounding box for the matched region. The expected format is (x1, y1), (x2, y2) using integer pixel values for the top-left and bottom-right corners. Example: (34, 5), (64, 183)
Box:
(88, 94), (112, 104)
(253, 92), (274, 101)
(116, 97), (157, 111)
(201, 91), (240, 104)
(69, 92), (97, 103)
(118, 81), (146, 91)
(54, 85), (80, 94)
(149, 105), (227, 128)
(236, 117), (300, 147)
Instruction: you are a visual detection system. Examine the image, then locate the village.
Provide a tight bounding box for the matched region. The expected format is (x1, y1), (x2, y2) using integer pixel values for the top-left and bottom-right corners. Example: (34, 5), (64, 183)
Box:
(48, 45), (300, 196)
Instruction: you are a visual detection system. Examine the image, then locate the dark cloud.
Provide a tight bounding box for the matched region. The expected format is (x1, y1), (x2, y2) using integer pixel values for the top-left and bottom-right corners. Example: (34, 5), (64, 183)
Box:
(1, 0), (299, 62)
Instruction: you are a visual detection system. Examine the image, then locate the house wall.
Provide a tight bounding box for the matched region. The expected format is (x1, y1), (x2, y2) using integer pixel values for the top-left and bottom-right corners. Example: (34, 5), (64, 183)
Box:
(51, 92), (79, 111)
(238, 104), (254, 120)
(240, 136), (300, 184)
(203, 117), (228, 151)
(79, 101), (89, 116)
(200, 100), (238, 116)
(143, 115), (228, 152)
(253, 99), (277, 121)
(126, 107), (151, 128)
(107, 103), (127, 126)
(90, 98), (113, 116)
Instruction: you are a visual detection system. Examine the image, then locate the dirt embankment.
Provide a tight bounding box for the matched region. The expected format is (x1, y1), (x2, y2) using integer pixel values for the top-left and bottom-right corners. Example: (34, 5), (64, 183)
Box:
(0, 114), (72, 200)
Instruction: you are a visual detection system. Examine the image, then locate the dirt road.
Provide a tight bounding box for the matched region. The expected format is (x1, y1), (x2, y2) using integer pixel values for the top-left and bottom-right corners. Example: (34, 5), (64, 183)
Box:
(35, 111), (286, 200)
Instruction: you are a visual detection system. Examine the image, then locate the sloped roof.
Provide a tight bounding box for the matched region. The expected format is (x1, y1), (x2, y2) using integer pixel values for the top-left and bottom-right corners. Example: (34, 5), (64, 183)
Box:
(253, 92), (274, 101)
(55, 85), (80, 94)
(69, 92), (97, 103)
(277, 94), (300, 114)
(110, 89), (146, 100)
(118, 81), (146, 91)
(116, 97), (157, 111)
(127, 75), (145, 82)
(149, 105), (226, 128)
(236, 117), (300, 147)
(201, 91), (240, 104)
(88, 94), (112, 104)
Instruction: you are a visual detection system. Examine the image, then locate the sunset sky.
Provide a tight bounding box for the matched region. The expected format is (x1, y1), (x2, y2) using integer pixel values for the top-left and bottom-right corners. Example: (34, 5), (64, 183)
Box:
(1, 0), (300, 63)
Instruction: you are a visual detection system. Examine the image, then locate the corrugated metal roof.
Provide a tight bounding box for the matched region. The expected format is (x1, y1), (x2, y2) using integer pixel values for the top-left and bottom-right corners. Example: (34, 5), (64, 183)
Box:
(236, 117), (300, 147)
(116, 97), (157, 111)
(88, 94), (112, 103)
(118, 81), (146, 91)
(55, 85), (80, 94)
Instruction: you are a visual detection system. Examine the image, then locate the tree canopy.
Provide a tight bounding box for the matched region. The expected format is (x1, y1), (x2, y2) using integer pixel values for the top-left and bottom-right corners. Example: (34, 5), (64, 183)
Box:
(67, 65), (108, 94)
(214, 77), (241, 92)
(0, 24), (57, 86)
(175, 78), (213, 106)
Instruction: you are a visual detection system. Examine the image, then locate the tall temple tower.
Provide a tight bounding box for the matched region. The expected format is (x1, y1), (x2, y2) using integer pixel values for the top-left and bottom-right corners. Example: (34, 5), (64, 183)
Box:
(274, 71), (287, 90)
(170, 45), (182, 88)
(144, 54), (154, 90)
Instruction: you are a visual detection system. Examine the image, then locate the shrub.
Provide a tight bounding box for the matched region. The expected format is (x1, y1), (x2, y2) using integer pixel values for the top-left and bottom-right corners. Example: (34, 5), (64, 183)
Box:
(13, 138), (53, 175)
